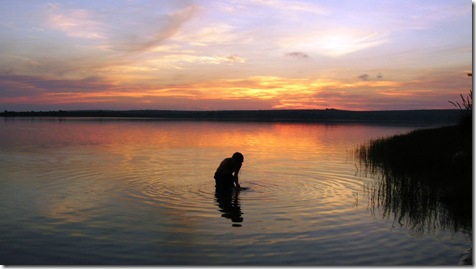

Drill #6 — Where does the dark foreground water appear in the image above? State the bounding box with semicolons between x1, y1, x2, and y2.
0;118;471;265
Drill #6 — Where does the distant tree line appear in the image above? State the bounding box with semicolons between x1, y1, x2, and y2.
0;109;462;124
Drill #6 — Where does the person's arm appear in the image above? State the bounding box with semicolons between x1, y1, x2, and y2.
233;163;242;188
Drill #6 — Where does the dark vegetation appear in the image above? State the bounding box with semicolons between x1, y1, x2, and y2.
0;109;461;124
356;82;472;240
357;123;472;228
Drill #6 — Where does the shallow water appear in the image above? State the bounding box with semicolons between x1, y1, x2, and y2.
0;118;470;265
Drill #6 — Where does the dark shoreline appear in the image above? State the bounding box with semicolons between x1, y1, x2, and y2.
0;109;462;124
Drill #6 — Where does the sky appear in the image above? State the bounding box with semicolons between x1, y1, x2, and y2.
0;0;472;111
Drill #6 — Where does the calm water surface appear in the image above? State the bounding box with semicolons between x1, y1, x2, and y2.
0;118;471;265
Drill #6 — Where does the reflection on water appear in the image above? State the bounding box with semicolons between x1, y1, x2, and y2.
364;170;469;235
356;126;472;236
0;118;470;265
215;188;243;227
356;127;473;264
360;168;473;265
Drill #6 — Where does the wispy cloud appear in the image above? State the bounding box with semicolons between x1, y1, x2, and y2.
3;2;200;79
0;74;113;95
251;0;329;15
284;52;310;59
173;23;245;47
106;4;199;53
46;2;198;53
46;3;105;39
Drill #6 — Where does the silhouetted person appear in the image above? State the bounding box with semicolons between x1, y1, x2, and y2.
214;152;244;190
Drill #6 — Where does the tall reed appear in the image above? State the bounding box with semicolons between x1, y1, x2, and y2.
356;125;472;234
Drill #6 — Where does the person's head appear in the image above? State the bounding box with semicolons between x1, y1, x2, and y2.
232;152;244;163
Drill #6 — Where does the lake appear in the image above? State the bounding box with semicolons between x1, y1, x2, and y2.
0;118;471;265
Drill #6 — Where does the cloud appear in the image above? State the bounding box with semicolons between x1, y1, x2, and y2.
198;55;246;64
0;74;113;95
45;2;198;53
3;2;200;79
225;55;246;63
284;52;310;59
46;3;106;39
251;0;329;15
107;4;199;53
358;74;370;81
173;23;242;46
143;53;246;68
280;30;388;58
216;0;329;16
358;73;384;81
0;71;470;111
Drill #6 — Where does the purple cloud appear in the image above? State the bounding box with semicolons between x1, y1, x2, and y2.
284;51;310;59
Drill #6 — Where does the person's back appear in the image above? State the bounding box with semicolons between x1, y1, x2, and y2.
214;152;244;190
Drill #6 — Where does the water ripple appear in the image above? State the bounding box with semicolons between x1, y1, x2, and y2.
0;120;469;265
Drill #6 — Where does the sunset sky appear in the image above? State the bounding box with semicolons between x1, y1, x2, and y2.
0;0;472;111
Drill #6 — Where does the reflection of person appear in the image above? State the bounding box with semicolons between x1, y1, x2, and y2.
215;188;243;227
214;152;244;190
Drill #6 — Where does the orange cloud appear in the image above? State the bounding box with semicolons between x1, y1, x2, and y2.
0;70;471;111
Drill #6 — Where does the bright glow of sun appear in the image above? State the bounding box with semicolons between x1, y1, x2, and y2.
314;32;387;57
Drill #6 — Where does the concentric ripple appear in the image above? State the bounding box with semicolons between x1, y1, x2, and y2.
0;119;469;265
